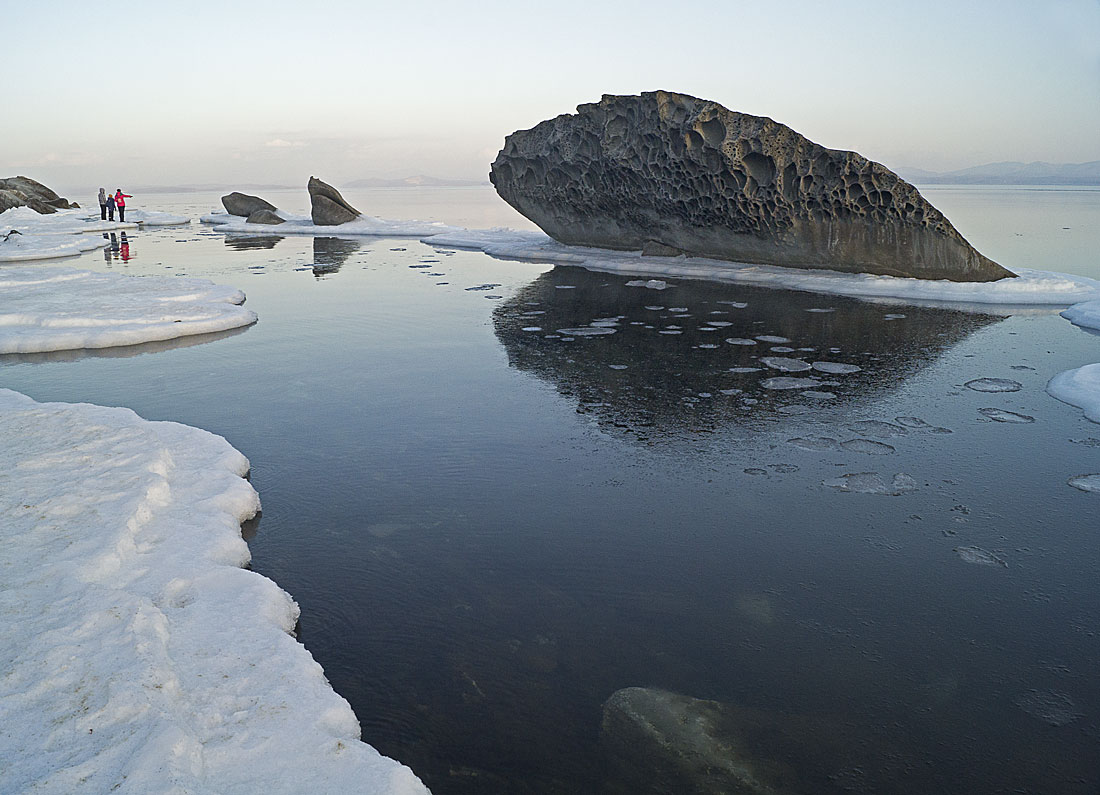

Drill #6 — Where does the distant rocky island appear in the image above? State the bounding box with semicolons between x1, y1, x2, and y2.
899;160;1100;186
491;91;1014;282
220;177;362;226
0;176;79;214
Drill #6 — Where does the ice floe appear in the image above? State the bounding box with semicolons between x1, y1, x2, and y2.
0;207;189;262
1067;474;1100;493
964;378;1023;393
0;267;255;354
422;228;1100;307
761;376;821;390
625;279;668;290
1061;300;1100;333
812;361;862;374
1046;364;1100;423
0;389;426;794
203;210;460;238
0;230;105;262
978;407;1035;423
761;356;812;372
955;546;1008;567
824;472;918;495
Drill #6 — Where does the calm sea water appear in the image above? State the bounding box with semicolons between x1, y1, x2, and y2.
4;186;1100;793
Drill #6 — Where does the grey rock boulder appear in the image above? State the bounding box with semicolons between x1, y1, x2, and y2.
245;209;285;225
0;176;79;214
222;192;277;217
491;92;1014;282
308;176;360;225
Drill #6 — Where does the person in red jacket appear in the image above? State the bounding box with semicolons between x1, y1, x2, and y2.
114;189;132;222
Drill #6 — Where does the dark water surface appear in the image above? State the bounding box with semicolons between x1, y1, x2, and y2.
3;189;1100;793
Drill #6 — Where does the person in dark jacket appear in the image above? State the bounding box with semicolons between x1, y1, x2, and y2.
105;193;116;221
98;188;107;220
114;189;132;222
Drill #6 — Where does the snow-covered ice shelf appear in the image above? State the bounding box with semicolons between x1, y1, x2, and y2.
201;211;461;238
1047;363;1100;424
421;228;1100;308
1062;300;1100;334
0;389;428;794
0;267;257;354
0;207;190;262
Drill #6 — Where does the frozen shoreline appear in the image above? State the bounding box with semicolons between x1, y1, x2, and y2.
0;206;190;263
0;388;428;794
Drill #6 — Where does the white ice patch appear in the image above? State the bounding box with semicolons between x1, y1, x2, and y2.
421;227;1100;307
761;377;822;390
1068;474;1100;493
1046;364;1100;423
204;210;461;238
955;546;1008;567
0;389;427;794
812;361;862;374
761;356;812;372
725;338;757;346
556;327;616;337
756;335;790;343
0;267;256;354
978;407;1035;423
824;472;918;495
1061;300;1100;333
0;231;104;262
625;279;668;290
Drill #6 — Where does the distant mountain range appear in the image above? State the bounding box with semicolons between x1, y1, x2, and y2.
344;175;489;188
897;161;1100;186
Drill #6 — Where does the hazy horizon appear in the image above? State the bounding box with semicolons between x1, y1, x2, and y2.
4;0;1098;194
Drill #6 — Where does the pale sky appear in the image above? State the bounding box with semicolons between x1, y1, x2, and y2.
3;0;1098;192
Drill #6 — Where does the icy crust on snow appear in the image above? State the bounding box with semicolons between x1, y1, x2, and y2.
422;228;1100;307
0;389;428;795
201;210;461;238
0;267;257;354
1047;363;1100;423
1062;300;1100;333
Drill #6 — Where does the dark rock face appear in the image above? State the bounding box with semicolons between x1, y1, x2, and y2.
490;92;1014;282
222;192;277;217
308;176;360;225
244;209;285;225
0;177;79;214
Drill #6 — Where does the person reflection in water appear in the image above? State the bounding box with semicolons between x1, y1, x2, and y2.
120;232;130;261
102;233;112;263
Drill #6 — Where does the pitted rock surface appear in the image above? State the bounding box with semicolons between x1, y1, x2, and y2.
222;192;277;217
490;92;1014;281
308;176;361;226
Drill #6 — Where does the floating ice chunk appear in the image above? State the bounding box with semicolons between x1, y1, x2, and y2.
884;313;906;320
0;267;256;354
725;338;756;346
978;407;1035;423
895;416;952;433
669;307;688;312
717;300;748;308
719;388;742;395
788;436;839;451
697;343;719;349
0;388;427;794
554;285;576;289
625;279;668;290
965;378;1023;393
840;439;896;455
955;546;1007;567
522;326;542;332
556;327;616;336
466;283;500;291
609;364;628;370
729;366;762;373
757;335;790;343
824;472;918;495
1015;690;1081;726
761;376;822;390
761;357;812;372
847;420;909;437
806;307;835;313
658;330;682;335
801;390;837;399
1067;474;1100;493
812;361;862;374
1060;300;1100;333
1046;364;1100;423
769;346;795;353
705;321;732;327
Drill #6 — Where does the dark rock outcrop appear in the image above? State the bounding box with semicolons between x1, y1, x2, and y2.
490;92;1014;282
245;209;285;225
308;176;360;225
0;177;79;214
222;192;277;217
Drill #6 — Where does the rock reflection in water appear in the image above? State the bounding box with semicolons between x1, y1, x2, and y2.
492;266;1002;439
313;236;362;275
223;234;283;251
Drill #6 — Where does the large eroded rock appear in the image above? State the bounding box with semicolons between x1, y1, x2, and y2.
308;176;360;225
0;177;79;214
491;92;1014;282
222;191;277;217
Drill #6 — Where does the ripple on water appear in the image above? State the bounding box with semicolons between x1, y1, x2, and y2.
1015;689;1082;726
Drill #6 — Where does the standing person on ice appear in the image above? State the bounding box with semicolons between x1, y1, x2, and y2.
98;188;107;220
114;189;132;222
105;192;116;221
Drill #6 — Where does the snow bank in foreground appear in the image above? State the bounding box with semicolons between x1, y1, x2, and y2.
0;231;105;262
1047;363;1100;423
0;389;428;794
421;228;1100;307
0;267;257;354
201;210;461;237
1062;300;1100;334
